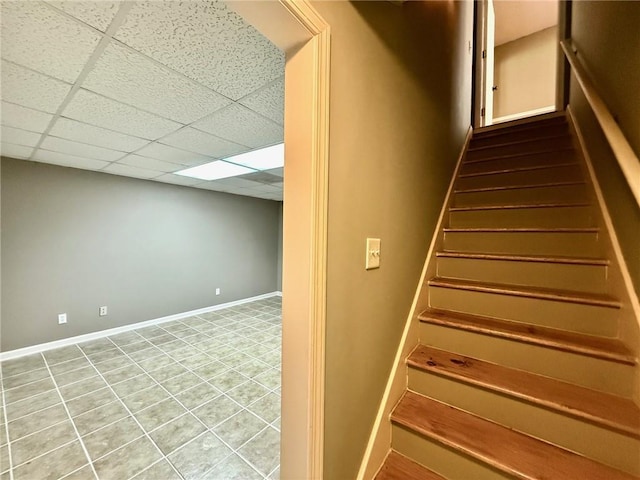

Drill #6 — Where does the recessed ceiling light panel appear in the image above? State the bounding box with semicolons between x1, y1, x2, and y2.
224;143;284;170
175;160;255;180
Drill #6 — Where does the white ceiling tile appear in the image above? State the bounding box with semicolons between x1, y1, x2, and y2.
264;167;284;178
1;142;33;159
45;1;121;32
1;102;53;133
1;2;102;83
0;61;72;113
239;77;284;126
33;149;109;171
114;1;284;100
160;127;248;158
103;163;163;179
63;89;182;140
135;143;214;166
153;173;203;187
244;184;281;194
41;136;125;162
118;154;183;173
193;182;231;192
1;126;41;147
83;43;232;124
50;117;149;152
193;104;283;148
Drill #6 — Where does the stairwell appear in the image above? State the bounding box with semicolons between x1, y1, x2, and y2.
375;114;640;479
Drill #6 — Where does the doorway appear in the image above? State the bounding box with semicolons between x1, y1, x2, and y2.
475;0;561;127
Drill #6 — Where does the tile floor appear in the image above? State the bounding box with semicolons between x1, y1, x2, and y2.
0;297;282;480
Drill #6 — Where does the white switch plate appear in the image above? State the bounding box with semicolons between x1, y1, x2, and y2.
58;313;67;324
366;238;381;270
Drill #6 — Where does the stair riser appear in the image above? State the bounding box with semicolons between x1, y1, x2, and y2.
461;150;574;174
408;371;640;476
443;231;602;257
453;183;589;207
449;206;593;229
419;322;635;396
392;424;513;480
467;137;574;161
470;125;569;148
436;257;609;294
474;117;567;139
456;165;582;191
428;286;618;336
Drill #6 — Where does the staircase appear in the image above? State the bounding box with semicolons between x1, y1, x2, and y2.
375;114;640;479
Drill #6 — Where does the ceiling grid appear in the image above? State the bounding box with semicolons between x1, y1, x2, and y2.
0;0;285;201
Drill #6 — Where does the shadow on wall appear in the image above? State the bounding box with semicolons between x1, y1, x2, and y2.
352;0;472;169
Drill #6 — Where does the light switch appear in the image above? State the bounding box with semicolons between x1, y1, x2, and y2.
366;238;381;270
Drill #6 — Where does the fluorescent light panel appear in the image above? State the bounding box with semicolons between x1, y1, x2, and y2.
225;143;284;170
175;160;255;180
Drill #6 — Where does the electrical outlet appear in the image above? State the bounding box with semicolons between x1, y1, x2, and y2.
58;313;67;324
99;306;108;316
215;288;221;296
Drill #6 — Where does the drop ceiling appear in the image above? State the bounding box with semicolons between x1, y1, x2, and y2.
0;1;284;201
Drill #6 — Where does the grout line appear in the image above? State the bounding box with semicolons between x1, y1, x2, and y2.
40;353;99;479
9;437;78;471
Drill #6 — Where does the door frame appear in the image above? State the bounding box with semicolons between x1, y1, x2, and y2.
226;2;330;479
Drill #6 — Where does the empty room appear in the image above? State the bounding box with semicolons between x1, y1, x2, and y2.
0;1;284;478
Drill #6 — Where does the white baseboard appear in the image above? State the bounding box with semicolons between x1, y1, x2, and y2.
0;291;281;362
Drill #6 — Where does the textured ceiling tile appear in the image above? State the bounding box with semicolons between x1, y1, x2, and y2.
0;126;42;147
0;61;72;113
193;104;283;148
239;171;282;185
114;0;284;100
1;102;54;133
160;127;248;158
0;1;102;83
103;163;162;179
1;142;33;159
50;118;149;152
153;173;203;187
45;1;121;32
135;143;214;166
33;149;109;171
63;89;182;140
264;167;283;178
239;77;284;126
41;136;125;162
83;43;232;124
118;154;183;173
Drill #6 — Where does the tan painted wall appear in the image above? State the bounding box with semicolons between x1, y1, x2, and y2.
494;26;558;119
570;1;640;294
309;2;474;478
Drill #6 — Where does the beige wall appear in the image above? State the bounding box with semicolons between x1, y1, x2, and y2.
570;1;640;294
494;26;558;119
309;1;474;478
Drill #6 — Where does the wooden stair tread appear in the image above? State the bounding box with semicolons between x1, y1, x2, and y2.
463;146;574;164
458;162;579;178
375;451;447;480
428;277;620;308
449;202;590;212
418;309;636;365
392;391;637;480
468;133;571;152
455;180;586;194
444;226;599;233
408;345;640;437
436;251;609;266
